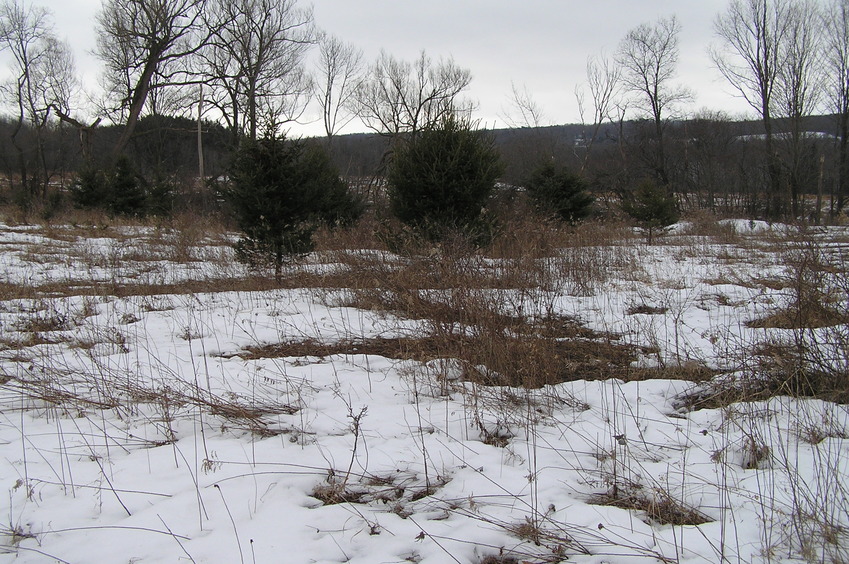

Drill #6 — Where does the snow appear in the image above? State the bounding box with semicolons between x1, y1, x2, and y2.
0;220;847;563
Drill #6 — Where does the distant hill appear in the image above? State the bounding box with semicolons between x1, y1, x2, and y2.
323;114;843;183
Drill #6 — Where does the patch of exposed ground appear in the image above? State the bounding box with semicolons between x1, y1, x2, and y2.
235;330;713;387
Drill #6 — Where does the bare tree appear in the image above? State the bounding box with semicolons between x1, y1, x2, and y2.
712;0;791;218
615;15;690;185
314;33;363;145
825;0;849;215
496;82;554;179
355;50;472;137
95;0;214;157
679;110;743;212
145;80;196;118
575;53;621;173
501;81;546;129
201;0;314;143
0;0;75;198
776;0;824;218
777;1;823;120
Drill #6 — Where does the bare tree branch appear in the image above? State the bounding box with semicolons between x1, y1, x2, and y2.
0;0;77;195
355;50;473;138
577;52;621;172
95;0;218;156
500;81;546;129
314;32;363;143
199;0;315;142
616;15;690;185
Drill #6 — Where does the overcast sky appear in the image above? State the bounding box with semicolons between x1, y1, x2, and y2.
41;0;754;136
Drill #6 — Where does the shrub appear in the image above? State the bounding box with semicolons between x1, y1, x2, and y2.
70;156;157;217
145;173;178;217
70;165;112;210
388;114;502;242
621;179;678;243
109;155;147;216
300;142;365;227
220;134;363;279
524;162;594;223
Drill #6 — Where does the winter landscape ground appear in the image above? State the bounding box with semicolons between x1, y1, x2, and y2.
0;214;847;563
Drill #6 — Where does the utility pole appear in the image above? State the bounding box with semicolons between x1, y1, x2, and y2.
198;84;205;185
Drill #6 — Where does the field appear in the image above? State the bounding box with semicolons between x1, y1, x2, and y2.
0;212;847;563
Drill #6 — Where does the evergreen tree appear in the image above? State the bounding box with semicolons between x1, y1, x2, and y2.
69;165;112;210
621;179;679;243
145;173;178;217
524;162;594;223
109;155;146;216
221;134;362;279
69;156;147;216
388;114;502;241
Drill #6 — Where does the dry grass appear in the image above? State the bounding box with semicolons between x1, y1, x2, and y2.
679;210;746;243
203;210;723;388
10;210;831;399
626;304;669;316
746;240;849;403
4;209;849;563
300;214;665;388
589;488;712;526
311;471;437;508
478;556;520;564
676;226;849;409
1;363;298;438
236;332;656;388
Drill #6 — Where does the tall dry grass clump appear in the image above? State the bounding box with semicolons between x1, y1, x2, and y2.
310;209;642;388
745;235;849;403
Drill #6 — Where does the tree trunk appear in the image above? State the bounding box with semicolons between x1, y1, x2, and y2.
762;105;784;220
111;51;163;158
816;155;824;225
838;113;849;216
10;94;28;200
52;106;101;163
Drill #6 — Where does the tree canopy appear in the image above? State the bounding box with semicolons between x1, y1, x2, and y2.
388;114;502;241
220;134;362;278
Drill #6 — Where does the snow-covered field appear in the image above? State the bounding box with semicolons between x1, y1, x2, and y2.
0;219;847;563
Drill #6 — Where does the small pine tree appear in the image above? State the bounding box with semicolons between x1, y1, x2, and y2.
299;143;365;227
109;155;146;216
388;114;502;242
145;173;177;218
221;134;362;280
621;179;679;243
70;156;151;217
70;165;112;210
524;162;594;223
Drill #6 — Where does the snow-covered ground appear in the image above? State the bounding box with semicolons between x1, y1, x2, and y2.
0;220;847;563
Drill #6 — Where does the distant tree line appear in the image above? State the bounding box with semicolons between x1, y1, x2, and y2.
0;106;843;222
0;0;848;228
